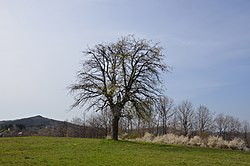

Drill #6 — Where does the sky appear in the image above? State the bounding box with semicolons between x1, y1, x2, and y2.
1;0;250;122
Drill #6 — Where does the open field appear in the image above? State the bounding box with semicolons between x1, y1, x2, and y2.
0;137;249;166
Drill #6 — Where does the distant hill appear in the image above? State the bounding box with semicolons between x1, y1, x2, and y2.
0;115;107;138
0;115;62;127
0;115;71;137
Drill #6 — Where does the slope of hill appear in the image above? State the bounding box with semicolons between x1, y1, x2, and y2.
0;115;61;127
0;115;70;137
0;115;107;138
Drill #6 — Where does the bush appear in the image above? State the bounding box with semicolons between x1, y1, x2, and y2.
122;133;142;140
132;133;249;151
228;138;246;150
154;133;176;144
175;135;189;145
152;135;164;143
207;136;228;149
136;132;154;142
152;133;189;145
106;135;112;140
189;136;204;146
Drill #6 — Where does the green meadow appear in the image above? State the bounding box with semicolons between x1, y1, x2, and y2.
0;137;249;166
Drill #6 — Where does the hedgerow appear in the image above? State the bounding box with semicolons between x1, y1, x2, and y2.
133;133;249;151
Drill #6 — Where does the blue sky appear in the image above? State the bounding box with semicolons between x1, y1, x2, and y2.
0;0;250;122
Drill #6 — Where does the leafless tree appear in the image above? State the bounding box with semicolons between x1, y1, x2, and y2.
96;109;112;136
70;115;88;138
69;35;168;140
85;113;108;138
156;96;174;134
176;100;195;136
121;114;134;134
241;121;250;147
170;112;179;135
58;120;69;137
71;117;85;126
195;105;214;137
227;116;241;139
214;113;229;137
214;114;241;139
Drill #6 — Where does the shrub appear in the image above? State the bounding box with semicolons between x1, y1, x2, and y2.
136;132;154;142
163;133;177;144
152;133;189;145
152;135;164;143
175;135;189;145
106;135;112;140
207;136;228;149
122;133;142;140
228;138;246;150
132;133;249;151
159;133;176;144
189;136;203;146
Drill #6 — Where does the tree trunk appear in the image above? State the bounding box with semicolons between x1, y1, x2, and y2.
112;115;120;140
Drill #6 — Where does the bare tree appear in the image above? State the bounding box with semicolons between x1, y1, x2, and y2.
175;100;195;136
227;116;241;139
70;117;85;137
170;112;179;135
214;114;241;139
156;96;174;134
241;121;250;147
96;109;112;137
58;120;69;137
196;105;214;137
214;114;229;138
69;35;168;140
71;117;85;126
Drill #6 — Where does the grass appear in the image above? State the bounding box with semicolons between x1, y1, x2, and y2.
0;137;249;166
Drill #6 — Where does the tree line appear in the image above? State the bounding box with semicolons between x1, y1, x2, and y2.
70;97;250;147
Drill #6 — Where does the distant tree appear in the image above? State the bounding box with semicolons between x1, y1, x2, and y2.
241;121;250;147
214;114;241;139
176;100;195;136
214;114;229;138
58;120;69;137
86;113;107;138
156;96;174;134
227;116;241;139
170;111;179;135
70;117;87;138
71;117;85;126
195;105;214;137
119;113;134;134
93;109;112;137
69;35;168;140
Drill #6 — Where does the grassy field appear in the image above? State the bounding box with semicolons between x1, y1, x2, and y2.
0;137;249;166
